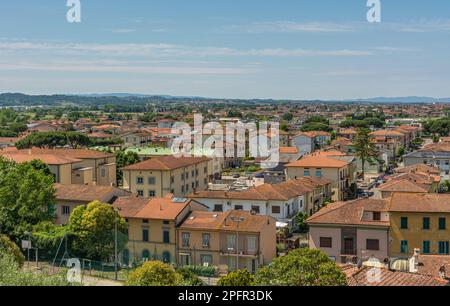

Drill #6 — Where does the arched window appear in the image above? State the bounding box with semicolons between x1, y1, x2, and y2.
142;249;150;261
162;251;171;264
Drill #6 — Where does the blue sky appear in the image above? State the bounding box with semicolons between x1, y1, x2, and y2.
0;0;450;99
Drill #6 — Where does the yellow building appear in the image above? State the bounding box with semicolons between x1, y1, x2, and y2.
112;194;208;266
177;210;277;273
285;152;357;202
0;148;117;186
389;193;450;257
122;155;212;198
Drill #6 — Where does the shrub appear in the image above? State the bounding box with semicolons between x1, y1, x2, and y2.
176;267;205;286
0;235;25;267
217;268;255;286
126;261;179;286
184;265;217;277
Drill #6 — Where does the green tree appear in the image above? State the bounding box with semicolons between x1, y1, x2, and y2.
255;249;347;286
294;212;309;233
69;201;127;261
282;112;294;121
353;128;379;180
126;261;180;286
305;116;329;125
0;157;56;242
0;235;25;267
16;131;91;149
116;150;140;186
217;268;255;286
300;123;333;133
176;267;205;286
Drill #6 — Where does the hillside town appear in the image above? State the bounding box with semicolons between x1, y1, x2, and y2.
2;99;450;286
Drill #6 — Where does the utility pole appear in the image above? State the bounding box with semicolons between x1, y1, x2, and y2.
230;216;245;271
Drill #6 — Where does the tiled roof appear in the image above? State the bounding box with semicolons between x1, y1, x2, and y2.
307;198;390;227
286;155;350;168
378;177;431;193
417;255;450;279
54;184;127;203
389;193;450;213
371;130;405;137
0;152;82;165
6;148;114;159
347;266;448;286
122;155;211;171
279;147;299;154
179;210;275;233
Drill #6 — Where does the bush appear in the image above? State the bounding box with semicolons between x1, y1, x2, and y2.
184;265;217;277
126;261;179;286
0;251;73;286
176;267;205;286
0;235;25;267
217;268;255;286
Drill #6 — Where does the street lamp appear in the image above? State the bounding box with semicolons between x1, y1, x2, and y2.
230;216;245;271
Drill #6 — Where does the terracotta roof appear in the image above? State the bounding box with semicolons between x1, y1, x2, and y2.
378;179;431;193
279;147;299;154
189;178;330;201
122;155;211;171
0;152;82;165
371;130;405;137
347;266;448;286
417;255;450;279
286;155;350;168
389;193;450;213
7;148;114;159
112;196;149;218
54;184;127;203
307;198;390;227
396;164;441;177
134;195;193;220
179;210;275;233
339;129;357;135
296;131;331;138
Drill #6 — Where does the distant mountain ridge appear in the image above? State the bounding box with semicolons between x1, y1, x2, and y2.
1;92;450;106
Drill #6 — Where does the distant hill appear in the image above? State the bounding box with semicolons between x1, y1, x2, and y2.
1;92;450;107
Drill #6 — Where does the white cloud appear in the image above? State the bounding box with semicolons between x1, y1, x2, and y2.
226;21;356;33
0;41;373;58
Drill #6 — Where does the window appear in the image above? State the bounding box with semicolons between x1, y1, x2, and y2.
227;235;236;250
315;170;322;177
186;172;189;179
214;204;223;212
163;220;170;225
163;230;170;243
62;206;70;215
400;240;408;254
234;205;243;211
439;218;446;230
142;219;149;224
142;249;150;260
181;173;185;180
437;160;441;166
204;178;208;185
200;255;212;266
439;241;450;255
272;206;281;214
171;176;175;184
137;177;144;185
304;170;310;177
137;190;144;197
192;182;195;189
181;185;184;193
373;212;381;221
248;236;257;253
251;206;260;214
204;166;208;174
191;170;195;178
101;168;106;177
320;237;332;248
142;229;149;242
400;217;408;229
366;239;380;251
148;190;156;197
182;232;190;247
423;241;431;254
148;177;156;185
423;217;430;230
202;233;210;247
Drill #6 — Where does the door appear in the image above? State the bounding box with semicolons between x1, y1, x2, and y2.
344;238;354;255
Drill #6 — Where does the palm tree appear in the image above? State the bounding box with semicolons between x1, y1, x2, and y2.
353;128;380;180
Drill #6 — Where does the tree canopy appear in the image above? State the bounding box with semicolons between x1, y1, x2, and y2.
126;261;180;286
16;131;91;149
69;201;127;261
300;122;333;133
217;268;256;286
254;248;347;286
0;157;56;242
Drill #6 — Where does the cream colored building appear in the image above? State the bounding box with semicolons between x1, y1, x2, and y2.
122;155;212;198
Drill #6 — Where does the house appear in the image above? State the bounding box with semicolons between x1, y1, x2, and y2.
189;177;332;222
278;147;301;163
119;131;153;148
404;142;450;180
122;155;212;198
291;131;332;156
307;198;391;264
0;148;117;186
285;153;357;201
177;210;276;272
377;170;440;199
339;129;357;141
389;193;450;257
112;194;208;266
370;130;406;150
54;184;129;225
0;137;19;149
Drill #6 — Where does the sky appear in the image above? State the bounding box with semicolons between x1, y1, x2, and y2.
0;0;450;100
